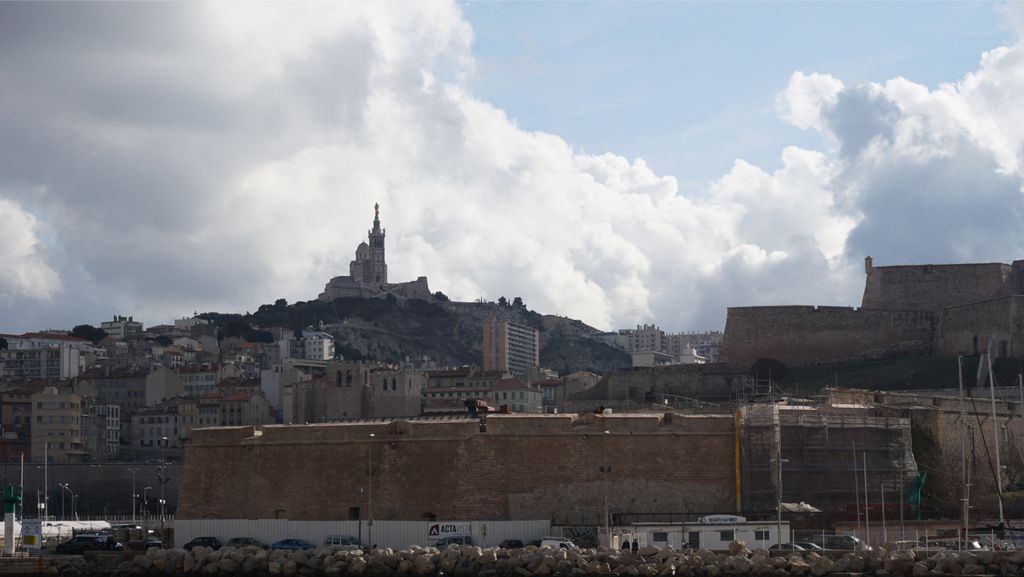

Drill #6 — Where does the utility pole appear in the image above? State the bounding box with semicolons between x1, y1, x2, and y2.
602;430;611;549
128;468;139;526
367;433;375;548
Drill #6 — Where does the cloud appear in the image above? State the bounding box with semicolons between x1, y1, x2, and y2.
1;1;1024;337
0;198;60;301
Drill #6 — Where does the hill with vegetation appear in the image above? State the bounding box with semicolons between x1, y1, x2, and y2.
198;296;631;375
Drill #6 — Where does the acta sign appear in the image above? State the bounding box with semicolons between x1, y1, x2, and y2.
427;522;472;538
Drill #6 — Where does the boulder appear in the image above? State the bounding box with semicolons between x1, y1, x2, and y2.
787;557;810;575
639;546;661;557
727;542;750;557
727;555;753;574
809;555;833;577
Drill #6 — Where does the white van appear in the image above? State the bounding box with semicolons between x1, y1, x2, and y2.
540;538;579;551
324;535;360;547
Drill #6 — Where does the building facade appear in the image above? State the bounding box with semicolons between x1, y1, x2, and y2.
482;319;539;376
100;315;144;340
30;387;87;463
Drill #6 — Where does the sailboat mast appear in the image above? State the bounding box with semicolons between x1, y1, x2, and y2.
988;352;1004;526
958;356;968;549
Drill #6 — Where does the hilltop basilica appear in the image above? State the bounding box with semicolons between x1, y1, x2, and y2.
318;204;432;302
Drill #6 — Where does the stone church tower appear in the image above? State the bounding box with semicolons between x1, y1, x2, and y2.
349;203;388;287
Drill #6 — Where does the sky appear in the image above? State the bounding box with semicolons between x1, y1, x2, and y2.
1;1;1024;335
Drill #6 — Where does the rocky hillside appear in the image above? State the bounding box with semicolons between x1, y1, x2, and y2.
201;296;630;375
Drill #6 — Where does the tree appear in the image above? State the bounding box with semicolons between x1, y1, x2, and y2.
274;298;288;309
71;324;108;344
512;296;524;308
433;291;450;302
498;296;508;307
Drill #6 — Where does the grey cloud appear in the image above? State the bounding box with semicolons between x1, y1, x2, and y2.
823;86;901;159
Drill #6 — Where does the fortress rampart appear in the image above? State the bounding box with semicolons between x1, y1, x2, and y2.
177;414;738;523
861;262;1015;312
722;259;1024;370
721;305;934;371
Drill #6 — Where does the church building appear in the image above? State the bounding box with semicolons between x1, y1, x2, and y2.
318;204;432;302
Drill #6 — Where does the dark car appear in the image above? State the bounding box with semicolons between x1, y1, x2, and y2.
227;537;269;549
794;542;824;552
499;539;524;549
271;539;316;550
55;535;104;555
769;543;805;551
183;536;222;551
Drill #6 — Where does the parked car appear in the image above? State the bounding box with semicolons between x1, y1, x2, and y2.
144;535;163;549
183;536;222;551
499;539;524;549
271;539;316;550
540;538;579;551
434;536;473;547
769;543;805;551
794;542;824;551
55;535;104;555
227;537;268;549
324;535;359;547
820;535;870;551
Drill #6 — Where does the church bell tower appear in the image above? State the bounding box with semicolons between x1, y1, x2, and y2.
368;203;388;285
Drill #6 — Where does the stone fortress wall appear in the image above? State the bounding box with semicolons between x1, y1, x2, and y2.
722;258;1024;370
177;413;738;523
861;261;1018;312
722;306;934;370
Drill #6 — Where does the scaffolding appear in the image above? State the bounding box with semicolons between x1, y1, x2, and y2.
740;403;918;518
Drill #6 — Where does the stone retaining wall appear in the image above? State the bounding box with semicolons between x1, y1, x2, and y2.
42;541;1024;577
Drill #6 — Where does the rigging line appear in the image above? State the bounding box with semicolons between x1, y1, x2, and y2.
965;385;1011;531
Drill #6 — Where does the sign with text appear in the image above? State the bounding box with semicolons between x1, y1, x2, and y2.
21;519;41;549
697;515;747;525
427;522;471;539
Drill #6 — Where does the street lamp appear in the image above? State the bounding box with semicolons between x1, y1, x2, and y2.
128;468;139;525
159;437;170;537
367;433;375;548
59;483;71;521
600;430;611;549
143;486;152;528
774;457;789;548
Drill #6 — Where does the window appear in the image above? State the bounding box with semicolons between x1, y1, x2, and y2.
754;530;769;541
652;532;668;543
687;532;700;548
719;530;734;542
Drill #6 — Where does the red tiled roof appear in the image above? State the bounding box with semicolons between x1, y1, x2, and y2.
20;332;89;343
535;378;563;387
222;392;251;402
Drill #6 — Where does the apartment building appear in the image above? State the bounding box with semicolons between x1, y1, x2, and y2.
30;387;87;464
482;318;539;375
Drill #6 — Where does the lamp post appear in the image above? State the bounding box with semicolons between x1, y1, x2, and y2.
774;457;789;548
600;430;611;549
59;483;70;521
143;486;152;529
128;467;139;525
367;433;375;548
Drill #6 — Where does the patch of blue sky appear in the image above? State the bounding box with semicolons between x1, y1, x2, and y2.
462;1;1012;191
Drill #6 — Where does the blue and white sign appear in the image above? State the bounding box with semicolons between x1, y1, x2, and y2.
697;515;747;525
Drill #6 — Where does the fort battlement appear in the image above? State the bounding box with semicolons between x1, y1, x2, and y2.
862;261;1017;312
178;414;738;523
721;258;1024;370
722;305;934;370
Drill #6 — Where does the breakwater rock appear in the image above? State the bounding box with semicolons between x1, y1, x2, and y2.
47;542;1024;577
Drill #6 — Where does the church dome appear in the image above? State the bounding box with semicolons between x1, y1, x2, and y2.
355;241;370;259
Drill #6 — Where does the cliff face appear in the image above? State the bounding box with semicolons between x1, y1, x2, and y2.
209;297;631;375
